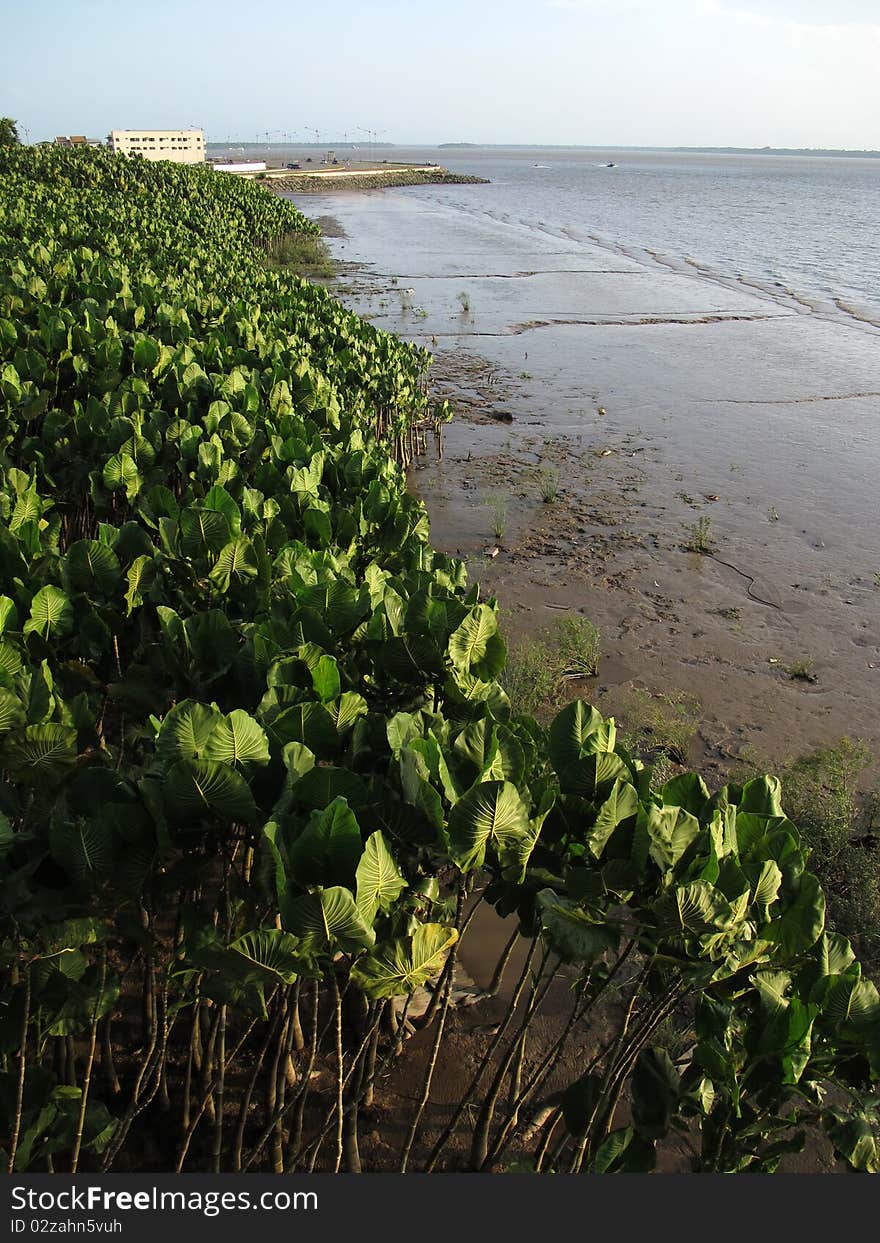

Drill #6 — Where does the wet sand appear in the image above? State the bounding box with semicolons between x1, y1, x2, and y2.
294;186;880;788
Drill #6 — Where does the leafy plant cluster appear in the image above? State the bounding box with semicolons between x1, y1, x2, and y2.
0;148;877;1175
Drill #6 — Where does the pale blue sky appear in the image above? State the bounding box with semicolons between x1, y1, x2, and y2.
4;0;878;147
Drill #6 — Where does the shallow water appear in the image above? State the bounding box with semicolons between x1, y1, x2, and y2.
282;149;880;773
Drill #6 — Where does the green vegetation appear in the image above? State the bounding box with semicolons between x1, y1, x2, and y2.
536;466;559;503
264;231;335;280
779;740;880;977
618;687;701;766
787;657;818;683
501;619;600;718
553;614;601;680
487;493;508;543
0;147;878;1176
0;118;19;147
685;515;714;553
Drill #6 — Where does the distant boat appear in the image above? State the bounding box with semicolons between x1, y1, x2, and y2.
534;163;549;168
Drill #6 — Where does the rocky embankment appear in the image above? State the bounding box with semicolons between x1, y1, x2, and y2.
268;168;488;194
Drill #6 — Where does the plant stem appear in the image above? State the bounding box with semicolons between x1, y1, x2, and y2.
424;936;538;1172
71;947;106;1173
7;961;30;1175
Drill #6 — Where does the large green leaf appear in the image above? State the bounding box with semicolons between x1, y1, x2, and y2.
0;689;25;733
326;691;368;733
356;831;406;924
645;804;701;874
124;554;157;614
180;505;231;560
446;780;531;872
23;586;74;640
447;604;506;679
0;596;18;635
209;537;259;592
229;930;310;984
585;779;639;858
762;872;826;956
103;452;141;501
49;817;117;885
351;923;458;998
537;890;618;964
557;750;627;798
288;798;363;888
268;701;338;754
0;724;78;783
203;710;270;768
631;1048;680;1140
311;654;341;703
64;540;122;595
164;760;257;823
201;485;242;537
154;700;223;764
548;700;608;773
283;886;375;952
290;765;369;809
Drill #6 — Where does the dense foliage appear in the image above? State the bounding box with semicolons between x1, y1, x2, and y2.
0;120;20;149
0;147;877;1174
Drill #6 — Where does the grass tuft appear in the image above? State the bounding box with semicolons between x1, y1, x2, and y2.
264;231;335;279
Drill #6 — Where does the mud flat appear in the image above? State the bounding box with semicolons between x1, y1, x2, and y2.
296;187;880;786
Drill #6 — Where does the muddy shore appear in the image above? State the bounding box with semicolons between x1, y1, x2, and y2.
290;189;880;790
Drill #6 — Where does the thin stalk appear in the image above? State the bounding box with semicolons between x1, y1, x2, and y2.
232;993;286;1172
400;883;464;1172
182;994;200;1133
332;975;344;1173
102;1014;119;1096
289;980;305;1053
71;948;106;1173
486;926;520;998
211;1004;227;1173
175;1012;262;1172
297;1004;389;1174
533;1105;563;1172
7;961;31;1175
488;987;587;1167
245;981;346;1174
285;980;320;1171
271;1008;296;1173
362;1019;381;1109
343;1002;376;1174
424;936;538;1173
470;948;556;1171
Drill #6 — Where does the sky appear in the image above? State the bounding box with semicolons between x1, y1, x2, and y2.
3;0;879;149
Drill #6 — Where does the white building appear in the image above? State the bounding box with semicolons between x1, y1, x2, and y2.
108;130;205;164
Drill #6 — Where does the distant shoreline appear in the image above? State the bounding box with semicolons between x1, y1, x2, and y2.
670;146;880;159
210;141;880;160
266;166;488;194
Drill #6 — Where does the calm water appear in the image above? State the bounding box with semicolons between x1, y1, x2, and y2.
213;143;880;324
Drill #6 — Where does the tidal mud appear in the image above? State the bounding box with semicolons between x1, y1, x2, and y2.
296;187;880;786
